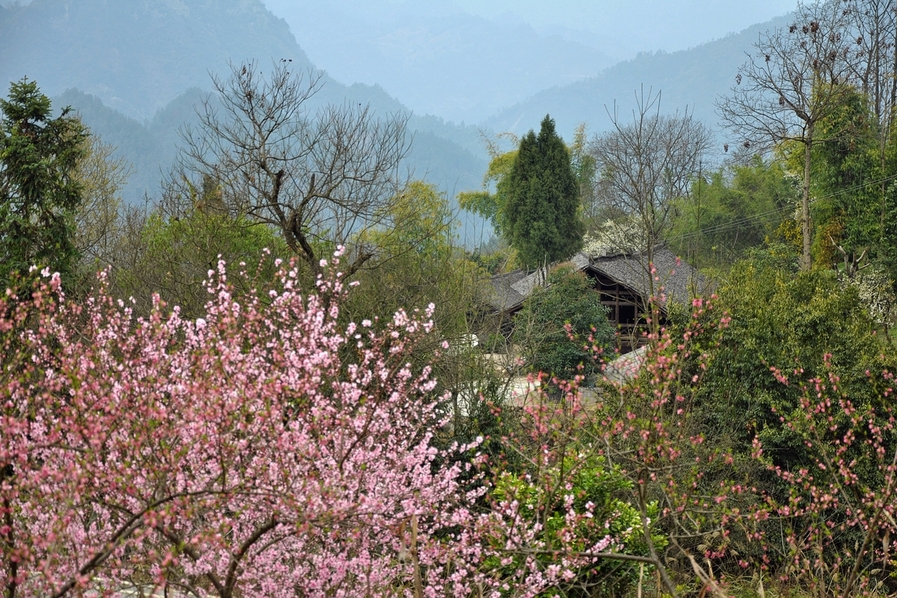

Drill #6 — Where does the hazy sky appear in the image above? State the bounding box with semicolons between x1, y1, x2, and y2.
428;0;798;56
1;0;800;57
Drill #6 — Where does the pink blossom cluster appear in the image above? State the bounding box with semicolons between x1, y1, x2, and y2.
0;258;639;597
0;260;490;597
754;363;897;594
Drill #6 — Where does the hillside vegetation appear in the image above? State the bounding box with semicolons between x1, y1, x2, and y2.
7;0;897;596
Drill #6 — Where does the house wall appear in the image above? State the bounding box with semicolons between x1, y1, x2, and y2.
585;269;660;353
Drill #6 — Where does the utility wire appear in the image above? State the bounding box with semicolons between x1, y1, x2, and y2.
665;171;897;245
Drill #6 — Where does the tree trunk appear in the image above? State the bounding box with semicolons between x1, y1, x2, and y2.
801;133;813;271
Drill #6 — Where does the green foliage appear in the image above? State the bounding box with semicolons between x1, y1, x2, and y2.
350;181;480;338
71;137;130;268
512;265;614;381
0;78;88;288
669;156;798;270
457;148;517;236
688;262;897;584
689;262;893;494
773;82;897;279
488;454;661;596
460;125;594;268
570;123;601;229
364;180;455;263
874;181;897;292
467;239;517;275
502;115;584;269
350;181;505;479
797;85;882;268
114;181;288;318
491;456;657;553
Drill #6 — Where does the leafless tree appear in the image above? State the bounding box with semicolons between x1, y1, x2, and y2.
176;60;412;277
717;0;855;270
589;88;712;299
843;0;897;132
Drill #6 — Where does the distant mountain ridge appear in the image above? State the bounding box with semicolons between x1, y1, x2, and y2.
262;0;616;124
0;0;490;241
485;14;795;144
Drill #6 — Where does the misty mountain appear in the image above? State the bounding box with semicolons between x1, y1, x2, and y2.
0;0;489;239
54;88;164;204
485;14;795;148
262;0;615;125
0;0;312;120
449;0;798;59
260;0;797;126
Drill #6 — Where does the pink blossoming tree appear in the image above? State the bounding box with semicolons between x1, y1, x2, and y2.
12;249;894;597
1;254;650;598
0;256;487;597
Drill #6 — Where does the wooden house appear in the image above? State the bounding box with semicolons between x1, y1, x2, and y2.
484;247;709;352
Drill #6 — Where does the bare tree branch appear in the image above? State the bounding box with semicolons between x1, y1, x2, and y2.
717;1;856;270
175;60;412;276
588;88;712;334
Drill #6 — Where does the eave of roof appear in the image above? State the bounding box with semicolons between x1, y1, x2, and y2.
484;247;709;313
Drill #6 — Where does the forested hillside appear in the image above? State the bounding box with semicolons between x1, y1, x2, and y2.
8;0;897;596
487;14;794;140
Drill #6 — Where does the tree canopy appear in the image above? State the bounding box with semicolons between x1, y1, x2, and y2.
502;115;584;269
512;265;614;381
176;60;411;278
717;0;856;270
0;78;87;288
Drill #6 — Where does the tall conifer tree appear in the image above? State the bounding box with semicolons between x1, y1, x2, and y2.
502;115;583;269
0;78;87;287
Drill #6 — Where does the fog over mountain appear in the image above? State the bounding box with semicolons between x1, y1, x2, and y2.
262;0;797;124
449;0;798;57
0;0;800;244
261;0;615;124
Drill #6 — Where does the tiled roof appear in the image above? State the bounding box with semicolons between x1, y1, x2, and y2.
589;247;706;306
485;269;529;312
485;247;709;313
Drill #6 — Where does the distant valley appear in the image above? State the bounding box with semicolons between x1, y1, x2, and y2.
0;0;793;243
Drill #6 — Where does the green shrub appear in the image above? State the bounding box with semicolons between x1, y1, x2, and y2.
512;265;614;382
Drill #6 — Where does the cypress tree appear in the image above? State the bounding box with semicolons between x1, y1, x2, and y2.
502;115;583;269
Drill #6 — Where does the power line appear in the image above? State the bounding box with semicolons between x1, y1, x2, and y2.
666;170;897;245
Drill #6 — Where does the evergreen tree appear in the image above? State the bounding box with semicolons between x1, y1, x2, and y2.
502;115;583;269
0;78;87;288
